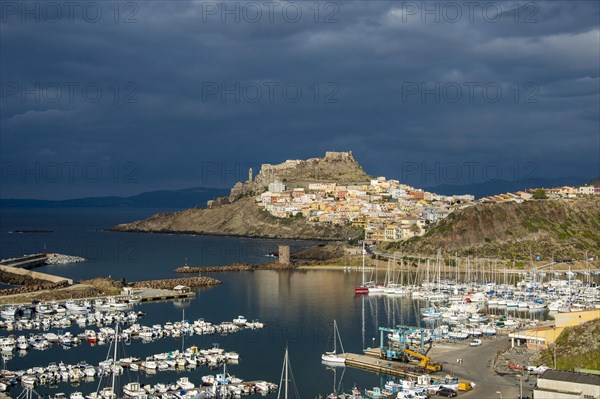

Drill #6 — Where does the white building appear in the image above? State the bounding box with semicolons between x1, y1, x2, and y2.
269;181;286;193
534;370;600;399
579;186;595;195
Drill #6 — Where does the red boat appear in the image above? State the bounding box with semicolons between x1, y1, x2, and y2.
354;286;369;295
354;240;369;295
508;362;525;371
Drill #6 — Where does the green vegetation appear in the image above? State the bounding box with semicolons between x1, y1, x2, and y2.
535;319;600;371
410;224;421;234
387;197;600;260
532;188;548;199
520;220;539;232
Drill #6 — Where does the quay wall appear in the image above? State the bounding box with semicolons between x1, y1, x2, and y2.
0;264;73;285
174;262;292;273
131;276;221;290
0;253;48;269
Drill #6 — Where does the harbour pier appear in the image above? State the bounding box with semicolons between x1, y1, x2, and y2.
135;288;196;302
0;254;49;269
0;253;73;286
339;348;428;379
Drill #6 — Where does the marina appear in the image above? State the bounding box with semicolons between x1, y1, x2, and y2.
0;208;599;398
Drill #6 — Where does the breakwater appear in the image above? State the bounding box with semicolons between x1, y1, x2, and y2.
131;276;222;289
46;253;86;265
0;267;71;296
174;262;291;273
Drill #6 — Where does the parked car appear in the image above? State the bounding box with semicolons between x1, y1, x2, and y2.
437;387;457;397
526;365;549;375
469;339;482;347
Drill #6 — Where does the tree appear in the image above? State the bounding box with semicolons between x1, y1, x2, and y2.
410;224;422;235
532;189;548;200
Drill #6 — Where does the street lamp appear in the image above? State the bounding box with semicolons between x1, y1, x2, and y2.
496;391;503;399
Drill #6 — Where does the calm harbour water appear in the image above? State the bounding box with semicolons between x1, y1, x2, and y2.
0;208;420;397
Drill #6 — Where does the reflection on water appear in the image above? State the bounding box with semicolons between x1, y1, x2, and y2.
1;208;597;398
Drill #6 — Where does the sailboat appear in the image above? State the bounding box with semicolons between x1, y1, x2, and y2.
277;347;299;399
321;320;346;364
354;240;369;294
87;324;119;399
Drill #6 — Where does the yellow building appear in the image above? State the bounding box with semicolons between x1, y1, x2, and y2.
554;308;600;328
509;309;600;349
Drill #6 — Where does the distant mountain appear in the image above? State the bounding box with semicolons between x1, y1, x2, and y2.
0;187;230;208
423;177;590;199
587;177;600;187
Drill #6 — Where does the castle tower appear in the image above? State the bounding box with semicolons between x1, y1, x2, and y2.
279;245;290;265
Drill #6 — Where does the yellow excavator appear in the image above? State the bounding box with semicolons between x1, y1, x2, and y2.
403;348;443;372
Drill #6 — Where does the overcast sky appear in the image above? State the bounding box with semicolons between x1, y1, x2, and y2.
1;1;599;199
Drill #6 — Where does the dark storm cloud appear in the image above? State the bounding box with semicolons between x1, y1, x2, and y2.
1;1;598;198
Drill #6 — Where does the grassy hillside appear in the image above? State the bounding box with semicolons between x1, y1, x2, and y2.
388;197;600;259
588;177;600;187
534;319;600;371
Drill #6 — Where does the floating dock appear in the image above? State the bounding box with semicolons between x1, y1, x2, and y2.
137;289;195;302
340;349;424;378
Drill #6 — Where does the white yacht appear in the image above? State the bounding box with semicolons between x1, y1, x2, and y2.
321;320;346;364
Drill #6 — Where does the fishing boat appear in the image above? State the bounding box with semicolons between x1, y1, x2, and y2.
122;382;146;397
65;300;89;312
321;320;346;364
176;376;195;390
1;305;18;319
420;307;443;318
364;387;391;398
35;303;56;314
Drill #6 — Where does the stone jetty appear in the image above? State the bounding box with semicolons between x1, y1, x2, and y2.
131;276;222;290
174;262;292;274
45;253;86;265
0;268;70;297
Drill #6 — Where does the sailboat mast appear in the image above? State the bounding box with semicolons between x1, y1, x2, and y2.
362;241;366;285
285;348;289;399
111;322;118;395
333;320;337;353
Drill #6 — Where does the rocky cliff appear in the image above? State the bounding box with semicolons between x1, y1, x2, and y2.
388;197;600;259
112;196;360;240
228;151;370;201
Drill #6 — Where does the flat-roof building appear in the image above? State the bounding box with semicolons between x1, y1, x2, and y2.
534;369;600;399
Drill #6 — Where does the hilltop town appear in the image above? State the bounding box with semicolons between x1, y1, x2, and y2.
114;152;599;258
243;152;599;243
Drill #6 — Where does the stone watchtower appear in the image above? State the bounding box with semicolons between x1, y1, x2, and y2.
278;245;290;265
248;167;253;183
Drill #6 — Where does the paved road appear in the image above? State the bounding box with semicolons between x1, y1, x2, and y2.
429;336;535;399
